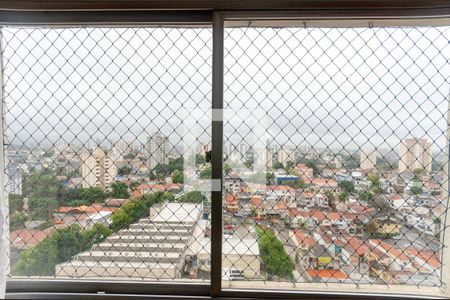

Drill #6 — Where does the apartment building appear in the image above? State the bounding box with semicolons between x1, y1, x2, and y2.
360;148;377;171
146;132;169;171
398;138;432;173
81;147;117;191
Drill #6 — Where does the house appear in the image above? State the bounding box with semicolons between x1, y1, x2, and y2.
132;183;182;198
250;195;264;216
305;178;340;194
405;248;441;273
104;198;130;207
251;184;295;204
225;193;239;213
10;228;54;250
291;229;317;255
388;195;407;210
336;236;378;275
306;244;337;270
55;204;116;228
295;164;314;180
369;239;414;272
288;208;315;229
224;176;244;195
307;269;349;283
369;218;402;237
299;192;328;208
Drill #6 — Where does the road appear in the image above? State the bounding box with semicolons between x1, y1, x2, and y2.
384;225;440;251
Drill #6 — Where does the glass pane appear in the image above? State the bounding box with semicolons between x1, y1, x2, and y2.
223;25;450;293
3;26;212;282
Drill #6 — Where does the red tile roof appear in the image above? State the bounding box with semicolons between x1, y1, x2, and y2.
369;239;410;261
253;184;294;191
389;195;403;201
275;201;288;210
305;178;338;187
56;204;116;214
308;209;325;222
225;193;239;205
338;236;369;256
250;195;263;208
10;229;53;249
326;212;341;221
288;208;309;218
405;248;441;268
294;230;317;248
307;269;348;279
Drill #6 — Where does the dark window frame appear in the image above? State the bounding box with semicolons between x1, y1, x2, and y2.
1;6;450;300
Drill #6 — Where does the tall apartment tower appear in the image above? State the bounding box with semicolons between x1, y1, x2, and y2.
146;132;169;171
277;146;295;165
254;148;273;172
398;138;432;173
81;147;117;191
360;148;377;171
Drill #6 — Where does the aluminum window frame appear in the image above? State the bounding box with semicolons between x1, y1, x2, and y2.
1;8;450;300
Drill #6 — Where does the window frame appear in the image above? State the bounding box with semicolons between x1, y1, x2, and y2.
1;7;450;300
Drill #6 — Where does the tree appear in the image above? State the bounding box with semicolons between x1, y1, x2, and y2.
168;157;183;173
266;172;275;185
413;168;426;181
67;199;91;207
196;154;206;165
8;194;24;212
152;163;171;179
52;225;85;262
177;191;207;203
272;161;284;170
200;166;211;179
410;186;423;195
285;160;294;169
256;226;294;281
81;187;107;203
10;211;27;231
28;196;58;220
224;164;232;175
365;220;379;236
118;165;132;175
23;169;63;199
305;160;321;177
284;179;306;189
82;223;112;249
12;237;58;276
111;192;174;231
110;181;130;199
58;188;83;206
338;192;349;203
12;224;111;276
368;174;382;194
338;181;355;194
324;191;335;209
172;170;184;184
123;152;137;159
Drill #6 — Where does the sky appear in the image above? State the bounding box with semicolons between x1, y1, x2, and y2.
1;25;449;155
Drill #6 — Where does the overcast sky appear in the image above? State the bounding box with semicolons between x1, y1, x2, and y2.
2;26;449;154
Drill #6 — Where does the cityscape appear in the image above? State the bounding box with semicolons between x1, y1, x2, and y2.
6;132;446;286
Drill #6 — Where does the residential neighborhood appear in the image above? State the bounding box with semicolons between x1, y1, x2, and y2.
6;135;445;287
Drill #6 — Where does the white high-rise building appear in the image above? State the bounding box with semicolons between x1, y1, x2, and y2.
398;138;432;173
277;146;295;164
360;148;377;171
146;132;169;171
254;148;273;171
81;147;117;191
